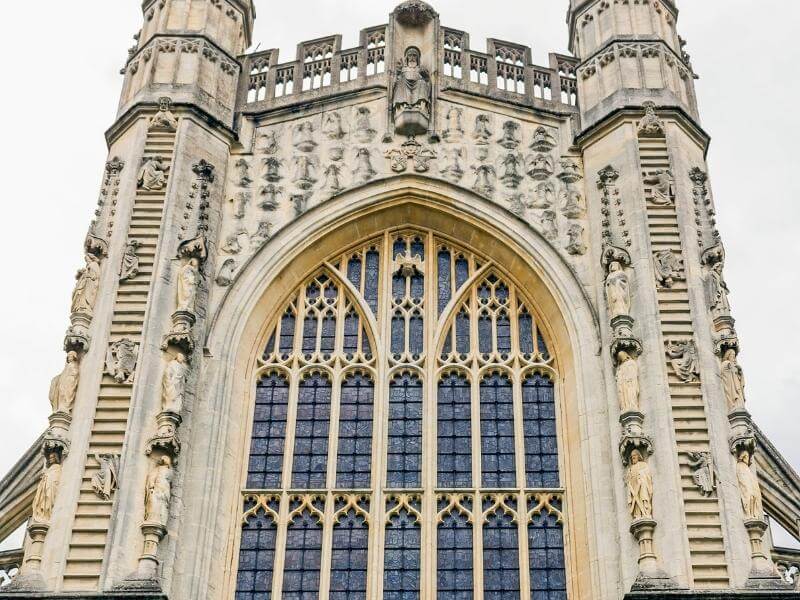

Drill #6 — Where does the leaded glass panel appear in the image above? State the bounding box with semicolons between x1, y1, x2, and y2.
291;374;332;489
336;373;374;489
438;373;472;488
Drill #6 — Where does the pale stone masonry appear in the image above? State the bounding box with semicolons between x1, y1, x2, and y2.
0;0;799;599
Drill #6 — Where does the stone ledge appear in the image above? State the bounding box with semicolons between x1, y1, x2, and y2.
626;591;800;599
0;594;167;599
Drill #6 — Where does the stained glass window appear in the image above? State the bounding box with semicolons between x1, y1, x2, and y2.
483;498;520;600
438;373;473;488
336;373;374;489
480;373;517;488
291;374;332;489
283;501;324;598
529;497;568;600
387;373;423;488
236;497;279;599
384;498;422;600
523;374;560;488
437;496;474;599
247;373;289;489
330;499;370;600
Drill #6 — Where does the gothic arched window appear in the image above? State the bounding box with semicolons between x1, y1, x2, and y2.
235;229;568;599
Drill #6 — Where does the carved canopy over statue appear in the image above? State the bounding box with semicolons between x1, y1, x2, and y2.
392;47;432;137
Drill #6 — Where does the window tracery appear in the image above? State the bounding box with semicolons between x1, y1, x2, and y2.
235;229;568;598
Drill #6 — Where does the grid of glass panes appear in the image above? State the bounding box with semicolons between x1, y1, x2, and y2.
237;231;568;599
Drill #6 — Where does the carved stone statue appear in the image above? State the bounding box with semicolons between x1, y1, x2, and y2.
119;240;141;282
137;156;170;191
322;112;346;140
353;148;376;185
92;454;120;501
71;254;101;317
292;155;318;190
530;126;557;152
32;450;62;524
705;261;731;314
354;107;377;143
540;209;558;242
625;449;654;520
500;152;524;188
144;456;174;527
162;353;189;414
473;114;492;144
49;351;80;415
605;262;631;319
736;449;764;521
392;47;432;136
644;169;675;205
720;349;746;411
566;223;587;256
499;121;521;149
442;106;464;142
653;249;684;288
176;258;200;314
687;451;716;497
616;351;640;413
105;338;139;384
149;97;179;131
666;339;700;383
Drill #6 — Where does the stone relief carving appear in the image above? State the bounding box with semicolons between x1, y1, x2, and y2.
638;101;666;138
32;449;63;524
216;258;237;287
393;0;438;26
322;112;346;140
119;240;141;282
292;154;318;190
263;157;284;183
293;122;317;153
144;456;174;527
598;165;632;269
385;139;436;173
666;339;700;383
565;223;587;255
616;351;640;414
653;249;684;289
643;169;675;205
49;352;80;416
137;156;170;191
439;147;465;182
234;158;253;187
105;338;139;384
232;192;249;220
531;181;555;209
473;114;492;145
91;454;120;501
149;97;179;132
720;349;746;412
540;209;559;242
472;164;496;197
704;261;730;316
162;353;188;414
499;152;524;188
323;163;345;196
392;47;432;137
605;262;631;320
687;451;716;497
498;121;521;149
71;254;101;317
354;107;377;143
259;130;280;155
259;184;282;210
736;449;764;521
558;159;584;218
353;148;377;184
527;153;554;181
530;126;558;152
442;106;464;142
86;157;125;258
625;449;654;520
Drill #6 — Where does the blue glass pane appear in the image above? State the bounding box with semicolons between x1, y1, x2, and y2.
497;312;512;355
236;501;277;599
393;272;406;301
437;510;473;599
387;375;422;488
330;509;369;600
409;315;424;356
320;315;336;356
455;257;470;290
391;315;405;356
478;315;493;355
247;374;289;489
362;327;373;359
291;375;332;489
365;250;380;314
480;374;517;488
279;312;296;356
410;238;425;260
384;507;421;600
437;374;472;488
393;238;407;258
529;506;568;600
410;272;424;301
336;374;374;488
343;312;360;357
455;311;471;355
283;509;323;598
438;249;453;315
347;256;363;291
537;331;551;362
483;509;520;599
523;375;560;488
302;315;317;355
518;311;534;355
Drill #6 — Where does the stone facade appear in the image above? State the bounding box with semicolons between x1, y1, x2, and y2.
0;0;799;599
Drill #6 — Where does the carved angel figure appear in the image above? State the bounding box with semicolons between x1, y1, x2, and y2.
616;351;640;413
162;353;188;414
32;450;62;524
472;164;496;196
105;338;139;384
119;240;141;282
71;254;101;317
653;249;683;288
605;261;631;319
666;339;700;383
643;169;675;205
705;261;731;315
736;450;764;521
144;455;174;526
91;454;120;501
49;351;80;415
176;258;200;314
137;156;170;191
392;47;431;118
625;449;653;520
720;349;746;411
500;153;524;188
687;451;716;497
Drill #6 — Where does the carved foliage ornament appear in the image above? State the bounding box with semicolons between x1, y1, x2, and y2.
393;0;438;26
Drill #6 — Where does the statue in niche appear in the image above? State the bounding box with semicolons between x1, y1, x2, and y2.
71;253;101;317
472;164;496;196
234;158;252;188
500;153;524;188
149;97;179;132
473;114;492;144
137;156;170;191
293;122;317;153
354;107;377;143
666;339;700;383
49;351;80;415
638;101;665;138
440;147;464;182
105;338;139;384
91;453;120;501
259;184;281;210
292;154;318;190
720;349;746;411
498;121;521;149
625;449;654;520
653;249;684;288
144;455;174;527
392;47;431;137
32;449;63;524
540;209;559;242
176;258;200;314
616;351;640;413
687;451;716;497
442;106;464;142
527;153;554;180
119;240;141;282
259;130;280;155
736;449;764;521
605;261;631;319
643;169;675;205
705;261;731;315
162;353;188;414
531;181;555;209
353;148;376;185
565;223;587;256
530;126;557;152
322;112;346;140
323;164;345;195
263;157;283;182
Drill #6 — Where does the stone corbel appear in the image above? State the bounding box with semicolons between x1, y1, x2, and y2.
146;411;182;459
610;316;643;361
64;312;92;354
161;310;196;356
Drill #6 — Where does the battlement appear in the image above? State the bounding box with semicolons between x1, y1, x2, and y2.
239;24;579;113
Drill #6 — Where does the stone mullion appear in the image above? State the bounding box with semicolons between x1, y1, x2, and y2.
421;229;436;600
318;492;334;600
517;488;532;600
472;489;485;599
270;492;290;599
469;276;482;493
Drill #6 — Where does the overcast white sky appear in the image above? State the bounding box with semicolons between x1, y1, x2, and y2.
0;0;798;544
